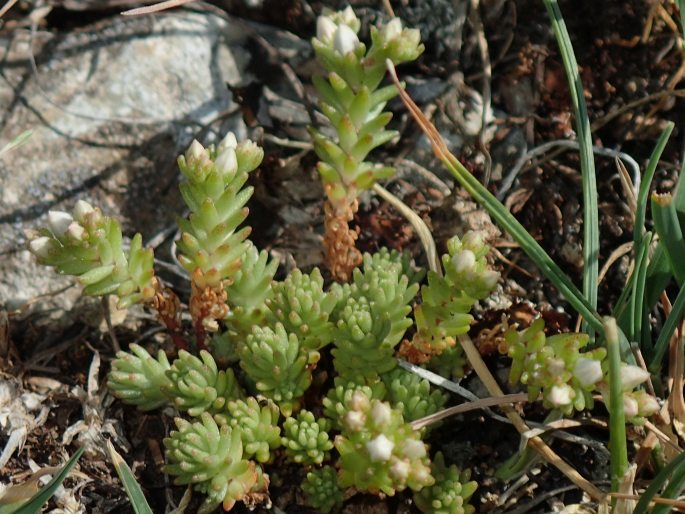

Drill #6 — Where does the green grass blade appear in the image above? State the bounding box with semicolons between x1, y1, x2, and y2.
107;440;154;514
634;452;685;514
605;317;628;497
634;122;674;244
649;279;685;372
652;455;685;514
13;447;84;514
542;0;598;337
652;192;685;284
629;232;652;345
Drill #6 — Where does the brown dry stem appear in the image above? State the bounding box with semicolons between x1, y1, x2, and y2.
188;270;230;351
323;198;362;282
149;278;186;350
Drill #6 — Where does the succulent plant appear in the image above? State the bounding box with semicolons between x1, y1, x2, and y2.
408;232;499;361
107;344;172;411
505;318;606;415
28;201;157;309
331;253;418;379
413;452;477;514
175;134;264;343
302;465;345;513
164;413;268;512
163;350;243;417
214;396;281;463
267;268;340;351
323;376;387;430
382;368;448;423
282;410;334;465
239;323;320;415
224;242;279;339
426;346;469;381
335;391;434;495
310;7;424;280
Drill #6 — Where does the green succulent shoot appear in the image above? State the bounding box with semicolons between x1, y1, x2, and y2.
413;452;477;514
282;410;334;465
310;7;424;280
267;268;340;351
239;323;320;416
407;231;499;372
335;391;434;496
331;252;418;379
163;349;244;417
302;465;345;514
28;200;157;308
215;397;282;463
107;344;172;411
176;133;263;289
381;368;448;424
164;413;268;513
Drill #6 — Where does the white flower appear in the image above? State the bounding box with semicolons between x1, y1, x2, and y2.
620;365;650;391
333;24;359;54
316;16;337;42
217;132;237;154
402;439;426;459
66;222;85;241
29;236;54;259
462;231;484;251
452;249;476;274
48;210;74;237
343;411;365;432
381;18;403;42
366;434;394;462
573;358;603;387
72;200;94;222
547;384;574;407
370;401;392;428
349;390;370;411
215;148;237;178
389;459;410;480
623;394;639;418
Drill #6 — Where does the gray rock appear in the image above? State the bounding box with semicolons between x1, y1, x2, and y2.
0;10;252;309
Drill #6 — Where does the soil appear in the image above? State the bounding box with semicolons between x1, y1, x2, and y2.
2;1;684;513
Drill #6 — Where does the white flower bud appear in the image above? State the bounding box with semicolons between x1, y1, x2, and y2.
381;18;403;42
370;401;392;428
548;384;574;407
481;270;500;290
343;410;365;432
635;392;659;417
452;249;476;274
65;222;85;241
72;200;94;223
217;132;237;154
29;236;54;259
349;390;370;411
48;210;74;237
341;6;357;26
389;459;410;480
215;148;237;178
409;464;432;485
316;16;337;42
547;358;566;376
462;231;484;251
623;394;639;418
620;365;650;391
367;434;394;462
186;140;206;162
333;24;359;55
573;358;603;387
402;439;426;459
